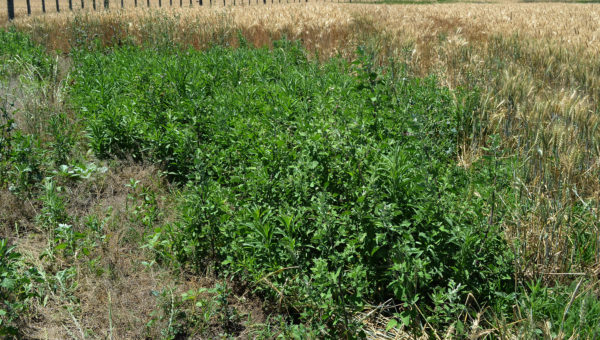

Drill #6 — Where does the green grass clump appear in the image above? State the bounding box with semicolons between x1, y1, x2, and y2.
1;30;57;194
69;39;514;335
0;28;53;79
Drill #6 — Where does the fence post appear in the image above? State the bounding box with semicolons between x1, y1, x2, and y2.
56;0;60;12
104;0;108;9
92;0;96;10
81;0;84;9
169;0;172;6
26;0;31;15
69;0;73;10
121;0;123;7
147;0;149;7
134;0;137;6
6;0;14;20
158;0;161;7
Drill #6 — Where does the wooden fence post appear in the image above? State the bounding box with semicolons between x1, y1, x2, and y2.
121;0;123;8
81;0;84;9
104;0;108;9
56;0;60;12
147;0;149;7
92;0;96;10
158;0;161;7
169;0;172;6
7;0;14;20
26;0;31;15
69;0;73;10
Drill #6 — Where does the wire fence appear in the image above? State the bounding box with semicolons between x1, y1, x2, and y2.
4;0;347;21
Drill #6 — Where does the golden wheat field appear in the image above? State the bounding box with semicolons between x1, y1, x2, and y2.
3;2;600;338
1;0;359;21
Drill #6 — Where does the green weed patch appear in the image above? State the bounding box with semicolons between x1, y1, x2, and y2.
4;28;597;338
69;39;514;335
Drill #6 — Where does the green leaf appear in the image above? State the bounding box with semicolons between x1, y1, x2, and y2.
386;318;398;331
1;278;15;290
54;243;68;251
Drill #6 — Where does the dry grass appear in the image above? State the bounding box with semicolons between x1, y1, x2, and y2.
5;162;267;338
0;0;373;23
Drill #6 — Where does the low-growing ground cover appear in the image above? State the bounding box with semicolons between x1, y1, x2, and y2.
1;24;600;338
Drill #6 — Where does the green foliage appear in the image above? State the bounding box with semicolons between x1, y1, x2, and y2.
0;28;65;194
0;107;14;188
0;104;45;196
37;178;69;230
0;240;39;337
518;279;600;338
48;112;77;167
0;28;54;79
69;39;515;335
7;133;45;195
1;26;598;339
146;282;243;339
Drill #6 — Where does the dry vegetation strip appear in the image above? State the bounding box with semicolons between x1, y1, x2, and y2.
0;0;372;22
